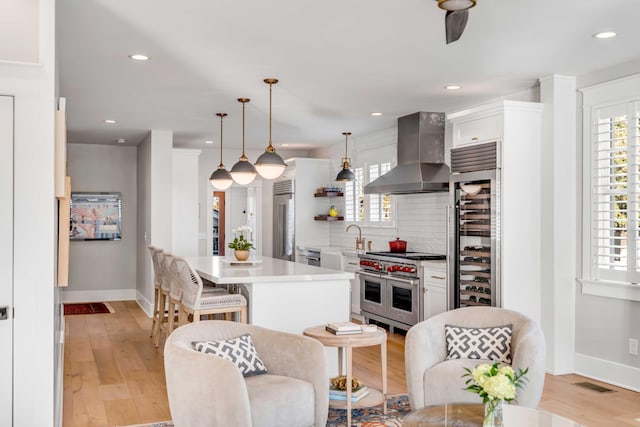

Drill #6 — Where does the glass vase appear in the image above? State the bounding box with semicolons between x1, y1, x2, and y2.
483;399;504;427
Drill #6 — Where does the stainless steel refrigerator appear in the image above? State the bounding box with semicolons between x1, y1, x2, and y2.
448;142;501;309
273;179;295;261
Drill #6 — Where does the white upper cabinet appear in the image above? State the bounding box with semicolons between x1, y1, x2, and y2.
448;101;541;149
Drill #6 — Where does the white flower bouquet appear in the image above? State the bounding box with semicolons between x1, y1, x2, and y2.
463;362;528;425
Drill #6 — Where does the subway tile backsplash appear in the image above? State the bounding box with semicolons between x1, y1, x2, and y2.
330;192;449;255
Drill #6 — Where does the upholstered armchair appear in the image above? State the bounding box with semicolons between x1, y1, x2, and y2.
164;320;328;427
405;306;545;411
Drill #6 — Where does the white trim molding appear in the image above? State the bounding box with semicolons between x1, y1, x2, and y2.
578;278;640;302
136;290;154;318
60;288;137;303
575;352;640;393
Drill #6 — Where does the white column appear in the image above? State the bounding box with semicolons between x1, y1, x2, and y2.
172;148;201;256
151;130;174;250
539;74;577;374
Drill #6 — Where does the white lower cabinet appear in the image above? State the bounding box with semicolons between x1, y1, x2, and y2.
423;263;447;321
343;254;361;317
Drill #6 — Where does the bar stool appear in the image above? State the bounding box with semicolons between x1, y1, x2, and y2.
175;257;247;325
166;256;184;335
154;251;174;348
148;246;163;339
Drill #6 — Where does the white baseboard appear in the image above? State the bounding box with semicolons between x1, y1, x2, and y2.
136;290;154;318
574;352;640;392
60;289;137;303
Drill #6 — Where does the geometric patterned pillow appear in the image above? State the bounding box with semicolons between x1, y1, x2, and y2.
445;324;512;363
192;333;268;377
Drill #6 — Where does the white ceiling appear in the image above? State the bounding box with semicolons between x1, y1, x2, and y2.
57;0;640;150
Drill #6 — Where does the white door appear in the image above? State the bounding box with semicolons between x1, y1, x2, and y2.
0;96;14;425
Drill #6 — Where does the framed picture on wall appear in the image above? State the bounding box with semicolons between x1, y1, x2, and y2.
70;192;122;240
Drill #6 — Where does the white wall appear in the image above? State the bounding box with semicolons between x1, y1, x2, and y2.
63;143;137;302
0;0;39;63
172;149;200;256
136;130;174;315
0;0;56;425
136;133;152;313
573;62;640;389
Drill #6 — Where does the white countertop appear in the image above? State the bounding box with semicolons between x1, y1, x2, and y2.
185;255;354;284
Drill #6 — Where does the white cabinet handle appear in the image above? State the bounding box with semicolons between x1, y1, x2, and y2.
431;275;445;280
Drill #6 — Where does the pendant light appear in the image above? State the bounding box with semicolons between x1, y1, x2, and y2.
230;98;258;185
254;78;286;180
209;113;233;190
335;132;355;181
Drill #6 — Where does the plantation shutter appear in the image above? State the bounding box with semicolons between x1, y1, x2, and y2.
591;101;640;282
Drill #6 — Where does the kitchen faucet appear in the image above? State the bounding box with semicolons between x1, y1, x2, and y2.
346;224;365;251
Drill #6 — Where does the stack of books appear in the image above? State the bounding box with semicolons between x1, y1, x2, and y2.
325;322;362;335
329;384;370;402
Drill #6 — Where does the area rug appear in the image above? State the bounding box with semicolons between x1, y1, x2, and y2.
63;302;113;315
118;394;411;427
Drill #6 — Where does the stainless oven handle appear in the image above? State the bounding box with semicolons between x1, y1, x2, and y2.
387;276;420;286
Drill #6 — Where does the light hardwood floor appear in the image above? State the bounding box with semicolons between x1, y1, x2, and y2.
63;301;640;426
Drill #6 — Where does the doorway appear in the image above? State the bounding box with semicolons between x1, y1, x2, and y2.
213;191;225;255
0;95;14;425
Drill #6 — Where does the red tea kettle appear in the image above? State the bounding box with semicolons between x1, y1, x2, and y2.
389;238;407;253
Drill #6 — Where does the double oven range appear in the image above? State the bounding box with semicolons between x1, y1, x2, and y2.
358;251;446;332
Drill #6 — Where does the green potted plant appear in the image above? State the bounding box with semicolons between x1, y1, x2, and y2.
228;225;254;261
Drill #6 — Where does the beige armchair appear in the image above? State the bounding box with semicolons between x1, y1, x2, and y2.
405;307;545;411
164;320;328;427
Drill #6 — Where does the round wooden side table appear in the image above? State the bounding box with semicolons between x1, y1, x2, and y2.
303;325;387;427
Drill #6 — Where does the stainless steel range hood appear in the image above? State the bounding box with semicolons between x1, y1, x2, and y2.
364;112;449;194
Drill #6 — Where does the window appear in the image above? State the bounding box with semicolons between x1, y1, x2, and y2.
590;102;639;283
345;161;393;224
581;73;640;301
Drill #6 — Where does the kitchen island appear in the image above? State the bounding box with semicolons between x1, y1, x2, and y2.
185;256;353;335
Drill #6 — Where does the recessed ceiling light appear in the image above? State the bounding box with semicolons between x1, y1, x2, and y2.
129;54;150;61
593;31;616;39
370;112;383;116
116;138;126;144
104;119;117;124
445;85;461;90
281;144;290;147
205;140;214;144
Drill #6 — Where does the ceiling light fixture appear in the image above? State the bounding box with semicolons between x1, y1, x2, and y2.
370;112;383;116
104;119;117;124
445;85;461;90
116;138;126;144
437;0;476;11
230;98;258;185
593;31;617;39
205;140;213;144
335;132;355;182
209;113;233;190
254;78;286;180
129;54;150;61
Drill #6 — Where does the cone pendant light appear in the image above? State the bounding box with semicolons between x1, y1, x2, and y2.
254;78;286;179
335;132;355;181
230;98;258;185
209;113;233;190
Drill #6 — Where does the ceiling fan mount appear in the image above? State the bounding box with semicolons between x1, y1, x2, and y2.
435;0;477;44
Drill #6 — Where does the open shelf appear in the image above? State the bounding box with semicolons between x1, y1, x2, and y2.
328;388;384;409
314;191;344;198
314;215;344;221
